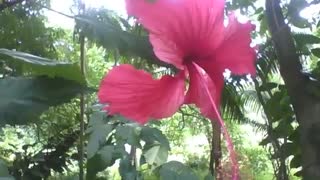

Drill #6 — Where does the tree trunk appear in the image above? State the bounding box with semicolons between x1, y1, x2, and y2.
265;0;320;179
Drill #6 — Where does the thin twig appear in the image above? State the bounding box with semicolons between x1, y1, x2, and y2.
41;5;75;19
78;2;86;180
79;33;85;180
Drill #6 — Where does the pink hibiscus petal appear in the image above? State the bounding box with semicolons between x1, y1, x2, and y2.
98;64;185;124
186;62;239;179
214;13;256;76
126;0;225;69
185;63;224;119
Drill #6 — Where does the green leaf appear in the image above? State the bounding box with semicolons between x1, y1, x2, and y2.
288;128;300;143
287;0;311;28
86;145;116;179
115;124;141;147
259;82;278;91
265;92;282;121
143;143;169;166
87;112;113;159
204;173;214;180
311;48;320;58
294;170;302;177
273;119;294;138
0;160;9;176
159;161;199;180
0;76;90;126
140;127;170;150
140;127;170;167
259;136;271;146
87;111;109;129
293;34;320;46
119;155;139;180
258;14;268;35
98;146;115;165
0;160;14;180
0;48;85;84
290;15;310;28
279;143;299;158
0;175;11;180
265;91;293;122
290;154;302;169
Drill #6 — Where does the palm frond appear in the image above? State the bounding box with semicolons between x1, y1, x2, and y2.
240;89;263;113
221;83;247;123
257;42;279;77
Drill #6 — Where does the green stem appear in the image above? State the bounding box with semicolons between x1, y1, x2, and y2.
77;1;86;179
210;120;222;179
79;19;86;180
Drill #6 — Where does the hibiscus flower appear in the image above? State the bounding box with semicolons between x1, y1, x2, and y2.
98;0;256;179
